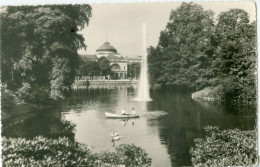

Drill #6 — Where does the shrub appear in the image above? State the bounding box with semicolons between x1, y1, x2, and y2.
95;144;152;167
190;126;257;167
2;137;152;167
16;82;53;106
17;82;34;102
2;136;96;166
116;144;152;167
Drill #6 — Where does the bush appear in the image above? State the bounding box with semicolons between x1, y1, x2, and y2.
2;137;152;167
2;136;96;166
96;144;152;167
190;126;257;167
17;82;34;102
116;144;152;167
16;82;54;106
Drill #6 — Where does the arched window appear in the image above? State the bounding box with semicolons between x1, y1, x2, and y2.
111;64;121;71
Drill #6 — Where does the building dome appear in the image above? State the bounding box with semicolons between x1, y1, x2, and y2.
96;42;117;53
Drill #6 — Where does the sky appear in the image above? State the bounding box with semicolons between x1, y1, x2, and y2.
78;2;256;56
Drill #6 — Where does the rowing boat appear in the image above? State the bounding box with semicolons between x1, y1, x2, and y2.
105;112;139;118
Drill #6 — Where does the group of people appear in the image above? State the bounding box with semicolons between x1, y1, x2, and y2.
121;107;136;115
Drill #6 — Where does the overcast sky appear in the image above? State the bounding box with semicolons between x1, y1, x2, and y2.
78;2;256;56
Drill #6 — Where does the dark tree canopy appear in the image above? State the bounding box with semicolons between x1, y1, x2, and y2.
98;56;112;76
77;60;100;77
148;2;256;104
147;46;163;85
148;2;216;90
214;9;256;103
76;56;112;78
1;5;92;100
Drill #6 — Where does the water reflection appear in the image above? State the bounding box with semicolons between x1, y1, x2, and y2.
63;87;172;167
2;107;76;140
2;86;256;167
146;89;256;166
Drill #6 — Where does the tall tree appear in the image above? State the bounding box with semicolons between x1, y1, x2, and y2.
147;46;163;85
1;5;92;100
215;9;256;104
148;3;216;90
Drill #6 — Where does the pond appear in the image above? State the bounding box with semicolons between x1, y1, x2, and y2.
2;86;256;167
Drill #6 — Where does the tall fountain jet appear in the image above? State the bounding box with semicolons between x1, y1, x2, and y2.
134;23;152;101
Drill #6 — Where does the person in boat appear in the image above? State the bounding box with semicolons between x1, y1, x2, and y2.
121;108;127;115
131;108;136;115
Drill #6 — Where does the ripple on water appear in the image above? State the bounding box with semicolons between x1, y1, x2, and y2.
141;111;168;117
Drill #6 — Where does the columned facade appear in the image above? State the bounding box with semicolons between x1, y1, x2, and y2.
96;42;128;79
80;41;142;80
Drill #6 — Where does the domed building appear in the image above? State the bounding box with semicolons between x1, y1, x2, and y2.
80;41;141;79
96;41;128;79
96;42;118;58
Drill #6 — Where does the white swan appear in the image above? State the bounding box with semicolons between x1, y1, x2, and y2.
111;132;119;137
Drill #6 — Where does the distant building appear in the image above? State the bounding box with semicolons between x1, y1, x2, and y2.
127;56;142;63
80;41;142;79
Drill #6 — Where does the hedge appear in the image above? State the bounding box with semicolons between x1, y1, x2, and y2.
2;136;151;167
190;126;257;167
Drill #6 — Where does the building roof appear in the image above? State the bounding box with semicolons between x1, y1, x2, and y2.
96;42;117;53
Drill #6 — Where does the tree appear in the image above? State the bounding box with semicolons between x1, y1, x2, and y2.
1;5;92;100
98;56;111;76
214;9;256;104
78;59;100;78
148;3;216;90
127;62;141;79
147;46;163;85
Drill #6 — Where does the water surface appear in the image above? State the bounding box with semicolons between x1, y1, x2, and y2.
3;86;256;167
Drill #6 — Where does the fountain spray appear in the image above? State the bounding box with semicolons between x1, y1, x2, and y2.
134;23;152;101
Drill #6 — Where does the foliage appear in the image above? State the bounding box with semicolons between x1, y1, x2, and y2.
127;62;141;79
148;2;256;105
96;150;120;166
190;126;257;167
2;136;95;166
1;5;92;101
214;10;257;105
1;84;17;110
115;144;152;167
148;3;216;90
50;56;77;100
77;58;100;77
17;82;34;102
2;137;152;167
191;87;217;101
96;144;151;167
77;56;112;78
147;46;163;85
98;56;112;76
